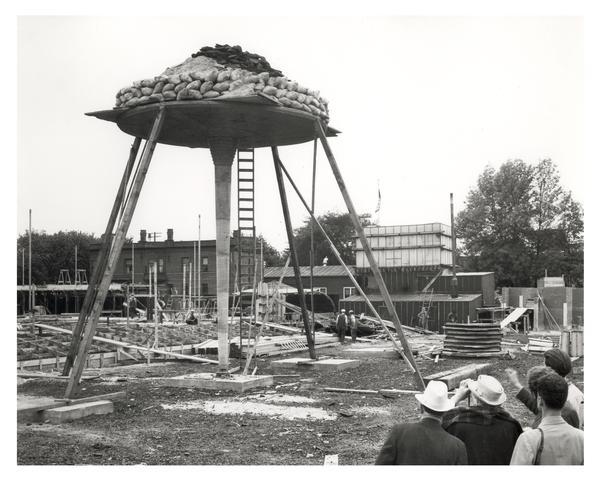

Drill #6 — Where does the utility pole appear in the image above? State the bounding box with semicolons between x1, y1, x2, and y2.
198;214;201;303
74;244;78;286
28;209;33;311
450;193;458;299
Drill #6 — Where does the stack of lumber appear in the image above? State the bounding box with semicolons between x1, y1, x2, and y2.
229;332;338;358
525;336;556;353
423;363;492;390
114;44;330;121
442;323;502;358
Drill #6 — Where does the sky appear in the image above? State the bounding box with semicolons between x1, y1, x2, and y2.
16;15;585;252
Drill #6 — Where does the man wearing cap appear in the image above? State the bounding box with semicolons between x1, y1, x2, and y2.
336;309;347;344
506;348;583;428
376;381;467;465
510;372;584;465
348;310;358;343
442;375;522;464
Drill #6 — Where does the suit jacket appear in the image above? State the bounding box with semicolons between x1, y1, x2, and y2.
442;405;523;465
376;417;468;465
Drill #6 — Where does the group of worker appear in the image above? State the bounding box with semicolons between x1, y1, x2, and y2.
335;308;360;343
375;348;584;465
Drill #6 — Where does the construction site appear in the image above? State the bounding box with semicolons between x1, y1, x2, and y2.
16;40;584;467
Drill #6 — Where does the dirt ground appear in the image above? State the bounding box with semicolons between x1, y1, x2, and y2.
17;339;584;465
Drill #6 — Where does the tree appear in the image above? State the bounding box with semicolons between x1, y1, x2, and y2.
257;235;285;267
456;159;583;287
16;230;98;285
289;211;372;266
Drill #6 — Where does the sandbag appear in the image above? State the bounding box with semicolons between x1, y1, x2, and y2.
203;90;221;98
212;81;231;92
262;85;278;96
187;80;201;90
200;81;214;94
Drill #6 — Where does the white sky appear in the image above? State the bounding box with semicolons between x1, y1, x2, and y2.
16;15;585;251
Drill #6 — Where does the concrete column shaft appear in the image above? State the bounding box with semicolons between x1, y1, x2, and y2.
210;138;237;372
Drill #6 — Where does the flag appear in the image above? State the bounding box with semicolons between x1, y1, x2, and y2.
375;181;381;214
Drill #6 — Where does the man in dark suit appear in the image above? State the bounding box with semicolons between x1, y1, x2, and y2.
442;374;523;464
376;381;468;465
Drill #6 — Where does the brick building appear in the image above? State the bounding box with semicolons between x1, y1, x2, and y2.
89;228;238;300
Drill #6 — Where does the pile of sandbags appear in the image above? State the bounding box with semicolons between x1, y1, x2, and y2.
114;45;329;121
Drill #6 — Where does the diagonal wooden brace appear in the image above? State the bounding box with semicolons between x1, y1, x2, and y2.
65;108;165;398
314;120;425;389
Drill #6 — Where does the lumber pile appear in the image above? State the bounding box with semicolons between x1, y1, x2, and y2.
423;363;492;390
229;333;338;358
114;44;330;121
442;323;502;358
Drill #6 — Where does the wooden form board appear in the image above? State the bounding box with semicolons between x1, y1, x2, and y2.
423;363;492;390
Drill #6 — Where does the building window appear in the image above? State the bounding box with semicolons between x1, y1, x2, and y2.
181;257;190;270
201;283;209;295
343;287;356;299
158;258;164;273
201;256;209;272
314;287;327;294
125;259;133;274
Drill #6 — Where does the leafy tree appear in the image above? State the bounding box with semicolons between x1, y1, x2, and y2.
16;230;97;285
257;235;285;267
456;159;583;287
289;211;372;266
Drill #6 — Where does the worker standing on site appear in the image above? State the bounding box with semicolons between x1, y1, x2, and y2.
510;372;584;465
348;310;358;342
376;381;467;465
336;309;347;344
442;375;523;464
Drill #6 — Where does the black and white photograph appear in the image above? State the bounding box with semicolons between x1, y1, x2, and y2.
6;0;598;474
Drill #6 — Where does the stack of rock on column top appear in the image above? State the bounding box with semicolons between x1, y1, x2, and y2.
113;44;330;122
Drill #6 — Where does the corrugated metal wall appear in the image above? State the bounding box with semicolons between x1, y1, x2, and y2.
339;296;482;333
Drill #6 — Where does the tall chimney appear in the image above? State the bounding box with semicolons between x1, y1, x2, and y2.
450;193;458;298
167;228;174;242
140;229;147;243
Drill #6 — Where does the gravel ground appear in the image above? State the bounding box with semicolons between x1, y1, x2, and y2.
17;341;583;465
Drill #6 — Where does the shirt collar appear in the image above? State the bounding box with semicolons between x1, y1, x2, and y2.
539;415;566;427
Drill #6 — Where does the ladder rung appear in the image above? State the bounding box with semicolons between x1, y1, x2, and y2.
238;168;254;172
238;208;254;211
238;188;254;192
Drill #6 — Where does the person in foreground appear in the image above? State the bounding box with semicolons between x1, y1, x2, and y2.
376;381;467;465
510;371;584;465
442;375;522;464
506;347;583;428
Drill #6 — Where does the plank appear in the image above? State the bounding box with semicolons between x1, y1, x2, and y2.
323;387;378;394
442;351;504;358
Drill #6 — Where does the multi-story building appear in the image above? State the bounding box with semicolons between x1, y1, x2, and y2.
340;222;496;332
89;228;238;301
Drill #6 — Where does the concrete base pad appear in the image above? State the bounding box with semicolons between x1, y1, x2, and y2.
311;359;360;371
271;357;316;370
43;400;114;424
155;373;274;392
345;347;401;359
18;395;68;423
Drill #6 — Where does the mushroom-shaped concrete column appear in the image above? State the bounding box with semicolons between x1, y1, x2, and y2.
209;137;238;373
